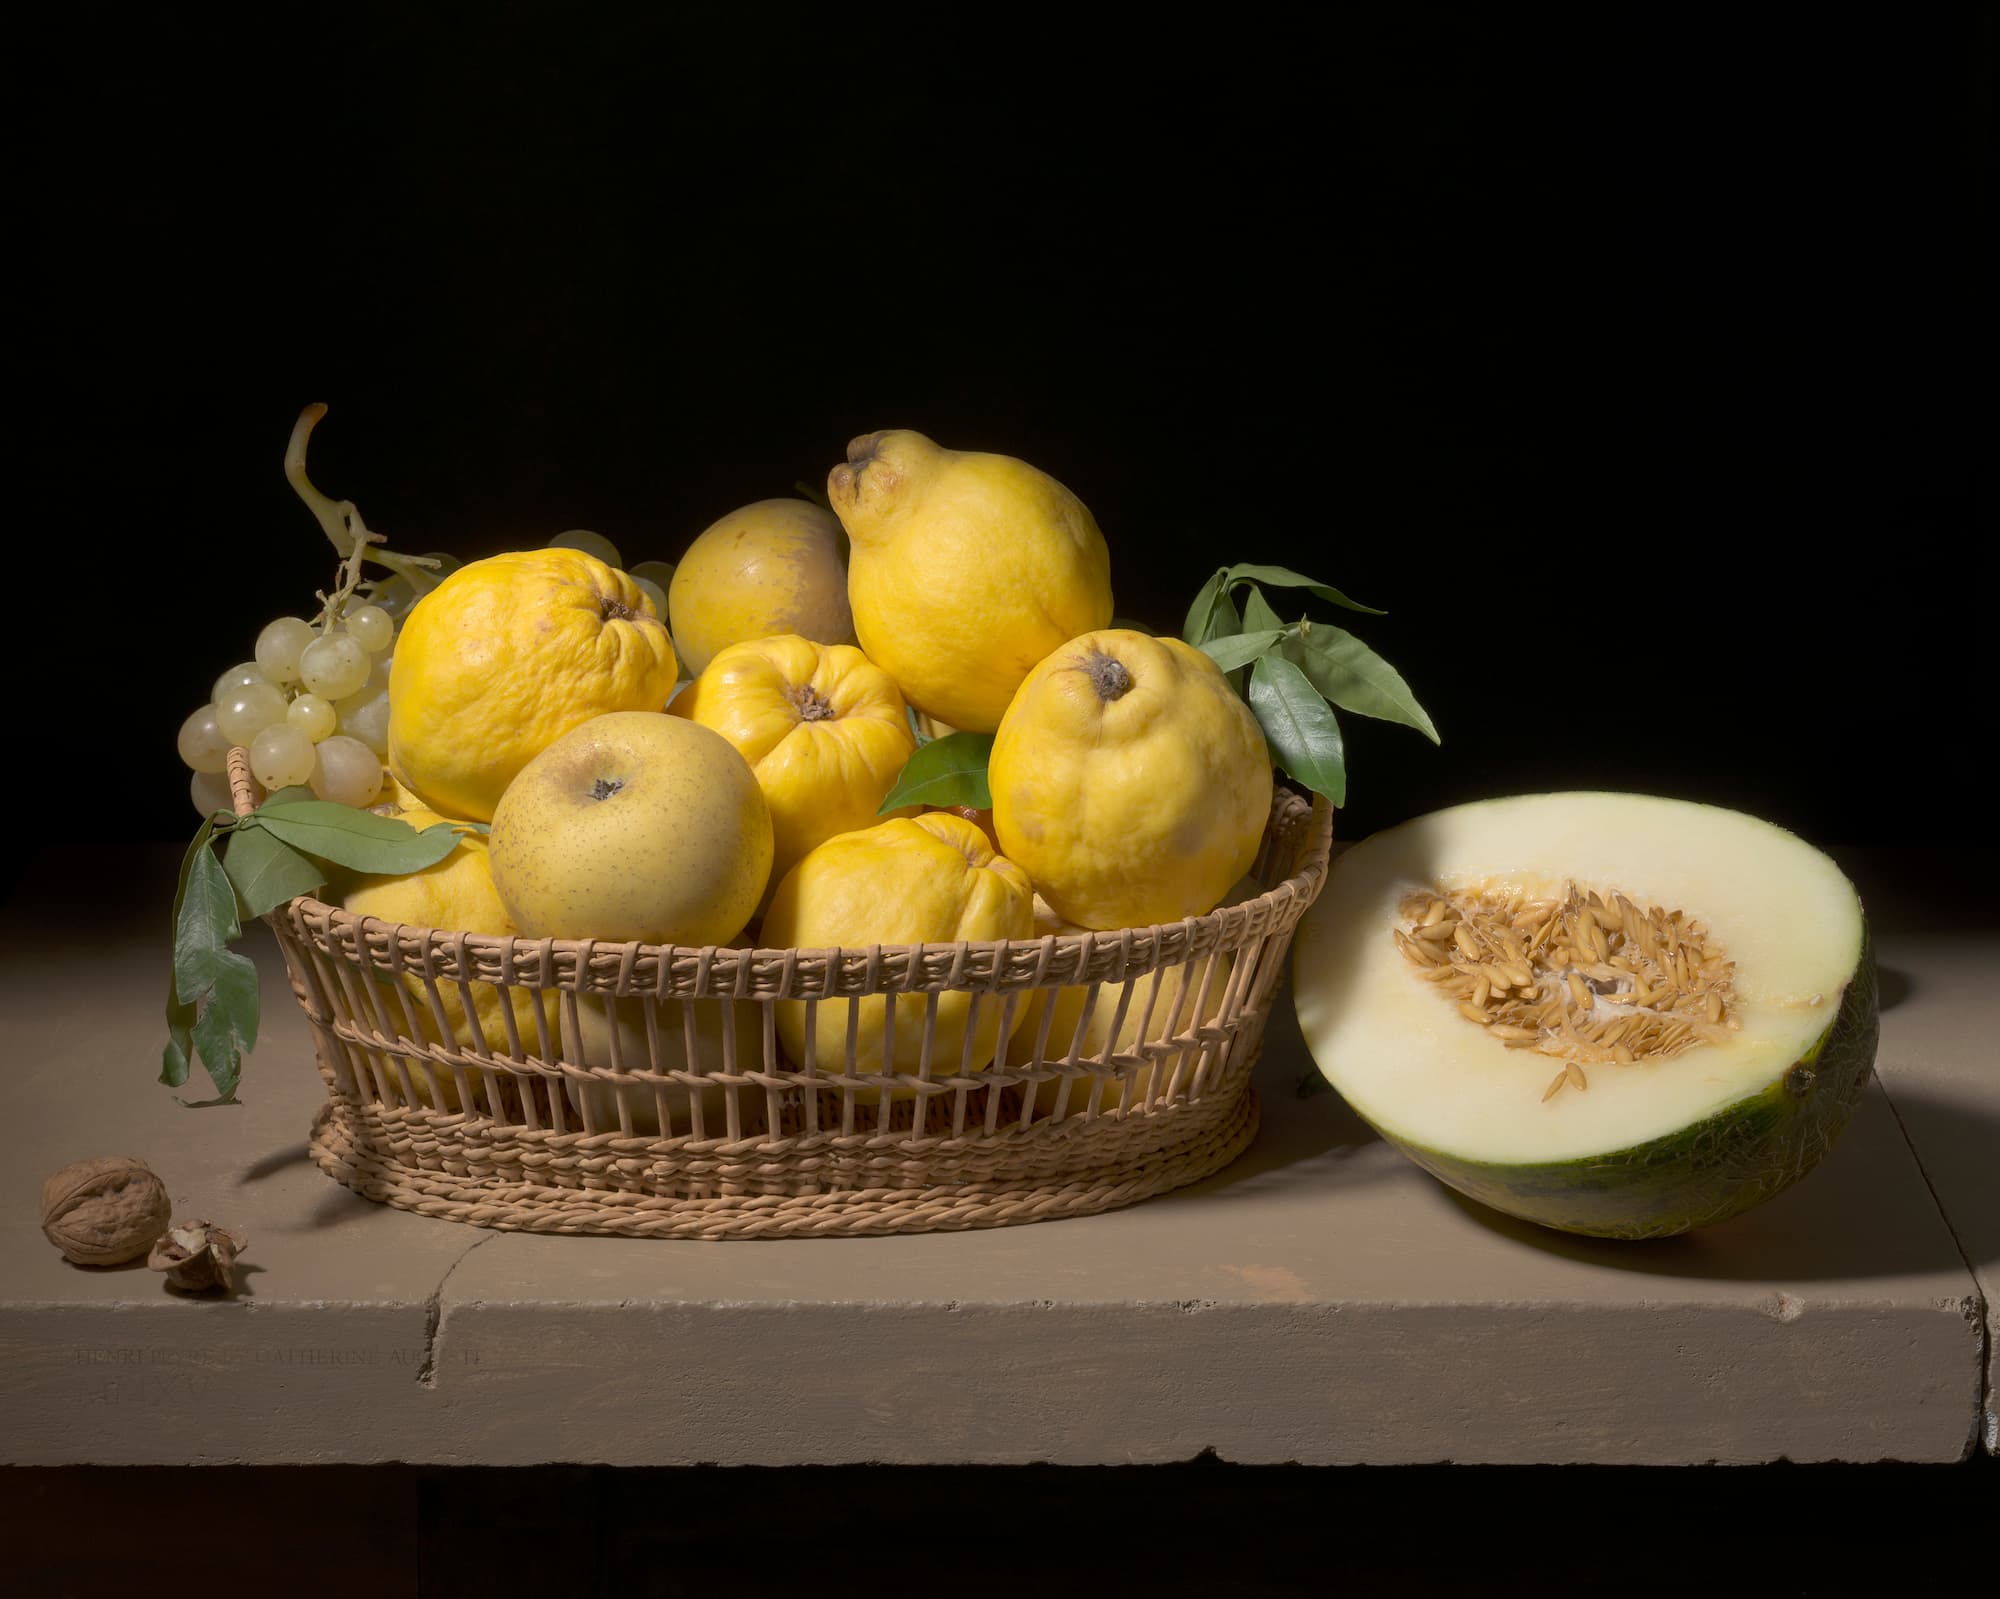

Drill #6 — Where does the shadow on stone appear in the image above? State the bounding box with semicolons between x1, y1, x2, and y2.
241;1142;313;1181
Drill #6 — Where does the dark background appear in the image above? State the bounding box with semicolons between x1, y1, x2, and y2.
6;9;1994;1577
20;5;1990;854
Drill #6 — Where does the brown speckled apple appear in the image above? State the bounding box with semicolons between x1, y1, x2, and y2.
488;711;772;946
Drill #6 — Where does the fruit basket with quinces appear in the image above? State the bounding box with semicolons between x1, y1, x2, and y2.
169;408;1432;1238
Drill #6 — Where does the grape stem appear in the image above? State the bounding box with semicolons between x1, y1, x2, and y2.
285;404;446;630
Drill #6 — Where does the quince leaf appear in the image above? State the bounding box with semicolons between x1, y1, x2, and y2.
1239;586;1286;634
1198;628;1287;674
1226;564;1384;616
1249;654;1347;808
1181;569;1244;646
878;732;994;814
1294;624;1441;745
1182;569;1225;644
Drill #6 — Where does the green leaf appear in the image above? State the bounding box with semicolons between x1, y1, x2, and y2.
191;1001;238;1096
207;946;261;1056
248;801;461;875
263;784;317;806
1239;586;1286;634
1183;572;1246;646
877;731;994;813
175;845;241;1006
1198;628;1286;673
161;820;218;1087
1181;569;1226;644
161;1020;193;1088
225;823;328;917
1226;564;1384;616
1249;654;1347;807
1294;624;1441;744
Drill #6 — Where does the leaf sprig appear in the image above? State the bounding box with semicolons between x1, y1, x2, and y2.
1183;564;1438;808
869;564;1437;818
162;785;463;1105
878;731;995;814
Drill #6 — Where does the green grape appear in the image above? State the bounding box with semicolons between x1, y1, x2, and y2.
287;692;338;743
547;529;623;569
335;687;390;754
191;768;261;816
211;661;266;706
216;682;290;746
310;735;384;807
190;768;235;818
632;575;668;618
250;722;317;791
343;603;394;653
177;705;230;774
255;617;317;686
369;575;417;622
299;633;371;699
629;560;677;593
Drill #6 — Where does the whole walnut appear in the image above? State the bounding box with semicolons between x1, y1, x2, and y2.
39;1156;173;1266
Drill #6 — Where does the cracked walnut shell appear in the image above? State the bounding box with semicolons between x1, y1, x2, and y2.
148;1220;247;1294
39;1156;173;1266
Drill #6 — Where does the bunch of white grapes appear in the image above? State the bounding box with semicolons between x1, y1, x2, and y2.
176;598;403;815
174;530;671;819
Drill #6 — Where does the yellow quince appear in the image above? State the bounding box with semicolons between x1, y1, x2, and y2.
671;635;918;902
990;630;1272;930
828;430;1113;733
560;991;764;1138
763;813;1034;1094
667;498;855;678
388;548;678;822
1010;896;1242;1117
340;797;538;1110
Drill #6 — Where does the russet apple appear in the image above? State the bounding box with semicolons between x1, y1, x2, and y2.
488;711;772;945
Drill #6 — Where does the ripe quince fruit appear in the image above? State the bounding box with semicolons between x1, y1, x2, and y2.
341;796;537;1110
991;630;1272;930
763;813;1034;1094
561;991;763;1138
1011;892;1247;1117
828;430;1113;733
667;498;855;677
389;549;678;822
671;635;917;902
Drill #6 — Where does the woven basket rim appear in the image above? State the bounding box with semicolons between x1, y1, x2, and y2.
232;750;1331;983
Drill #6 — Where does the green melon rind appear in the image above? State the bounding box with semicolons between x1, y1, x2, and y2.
1361;929;1880;1240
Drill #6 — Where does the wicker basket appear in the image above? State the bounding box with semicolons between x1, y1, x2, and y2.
231;753;1331;1238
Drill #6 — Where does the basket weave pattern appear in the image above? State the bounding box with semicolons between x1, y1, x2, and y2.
234;755;1331;1238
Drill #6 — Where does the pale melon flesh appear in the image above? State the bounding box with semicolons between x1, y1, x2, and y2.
1292;793;1877;1238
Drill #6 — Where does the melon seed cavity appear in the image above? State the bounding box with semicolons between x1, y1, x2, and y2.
1392;883;1739;1102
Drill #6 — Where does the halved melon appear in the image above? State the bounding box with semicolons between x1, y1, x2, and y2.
1293;794;1877;1239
